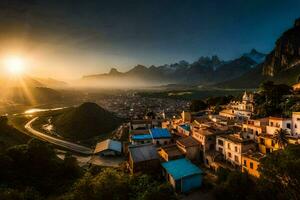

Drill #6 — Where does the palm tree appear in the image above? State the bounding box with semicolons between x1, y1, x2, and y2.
273;128;289;149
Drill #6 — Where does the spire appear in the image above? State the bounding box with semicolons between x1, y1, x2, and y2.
242;91;248;101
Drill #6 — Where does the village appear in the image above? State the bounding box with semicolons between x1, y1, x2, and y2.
92;88;300;195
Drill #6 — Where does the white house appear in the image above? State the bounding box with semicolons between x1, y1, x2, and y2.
216;133;255;167
266;117;292;135
292;112;300;135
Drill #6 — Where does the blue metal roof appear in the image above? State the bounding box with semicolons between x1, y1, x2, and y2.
131;134;152;140
179;124;191;131
161;158;203;180
150;128;171;139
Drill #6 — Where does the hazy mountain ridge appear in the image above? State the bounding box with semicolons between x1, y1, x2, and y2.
82;51;264;87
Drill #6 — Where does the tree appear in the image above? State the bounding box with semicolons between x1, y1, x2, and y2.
190;100;207;112
273;128;289;149
213;171;256;200
259;145;300;200
254;82;293;117
61;169;176;200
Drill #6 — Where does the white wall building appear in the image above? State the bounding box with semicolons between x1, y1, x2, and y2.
216;134;255;166
266;117;292;135
292;112;300;135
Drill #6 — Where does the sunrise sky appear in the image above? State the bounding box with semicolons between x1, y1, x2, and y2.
0;0;300;80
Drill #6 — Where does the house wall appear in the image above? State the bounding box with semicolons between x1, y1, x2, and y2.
177;126;190;137
181;174;202;193
242;156;260;177
266;119;291;135
153;138;171;146
292;112;300;135
131;123;152;130
258;136;280;154
216;136;255;166
97;149;119;156
131;139;152;145
185;146;200;161
130;159;160;174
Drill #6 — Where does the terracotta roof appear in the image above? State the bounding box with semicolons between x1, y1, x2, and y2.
177;136;200;147
219;133;253;144
160;144;184;157
269;116;291;121
242;151;265;161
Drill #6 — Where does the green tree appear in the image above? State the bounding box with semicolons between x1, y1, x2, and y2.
273;128;289;149
213;171;256;200
259;145;300;200
190;100;207;112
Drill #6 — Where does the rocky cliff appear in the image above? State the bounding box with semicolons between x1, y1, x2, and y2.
263;18;300;76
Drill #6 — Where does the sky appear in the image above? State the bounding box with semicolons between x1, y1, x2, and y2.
0;0;299;80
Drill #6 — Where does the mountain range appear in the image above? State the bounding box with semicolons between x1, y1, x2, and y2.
82;50;265;87
82;18;300;89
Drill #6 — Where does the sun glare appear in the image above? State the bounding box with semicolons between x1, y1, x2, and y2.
4;56;25;75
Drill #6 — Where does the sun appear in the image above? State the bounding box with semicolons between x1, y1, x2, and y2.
4;56;25;75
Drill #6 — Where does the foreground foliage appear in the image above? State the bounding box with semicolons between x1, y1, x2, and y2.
0;139;82;199
214;145;300;200
60;167;176;200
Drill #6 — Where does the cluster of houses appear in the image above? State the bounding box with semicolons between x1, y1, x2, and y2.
93;91;300;193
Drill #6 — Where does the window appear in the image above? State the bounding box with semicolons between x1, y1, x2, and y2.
234;155;239;162
260;138;265;145
270;122;274;126
256;131;259;136
235;146;238;152
218;139;224;146
243;160;247;166
218;147;223;153
287;123;291;129
250;162;253;169
271;140;275;147
228;152;232;158
156;141;160;145
228;143;231;150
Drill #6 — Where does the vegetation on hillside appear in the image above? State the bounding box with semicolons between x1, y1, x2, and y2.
52;102;122;141
214;145;300;200
0;137;176;200
0;116;29;153
0;139;82;199
59;168;176;200
253;81;298;118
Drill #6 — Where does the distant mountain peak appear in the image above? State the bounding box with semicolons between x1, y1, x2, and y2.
243;49;266;64
109;68;121;75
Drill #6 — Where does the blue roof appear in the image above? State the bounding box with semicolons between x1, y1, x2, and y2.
179;124;190;131
162;158;203;180
131;134;152;140
150;128;171;139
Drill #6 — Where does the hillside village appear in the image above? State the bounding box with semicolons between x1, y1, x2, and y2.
92;86;300;194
